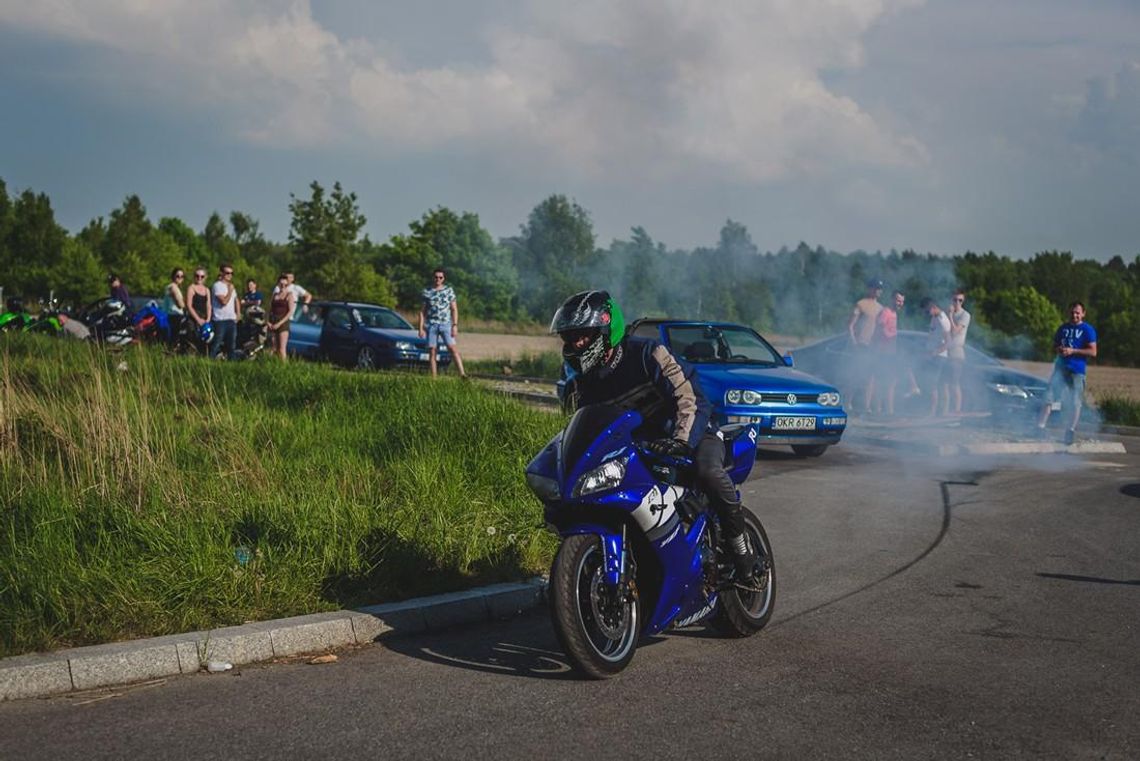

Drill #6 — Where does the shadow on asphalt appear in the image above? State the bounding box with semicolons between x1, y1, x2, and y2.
1036;572;1140;587
1121;483;1140;498
381;612;673;681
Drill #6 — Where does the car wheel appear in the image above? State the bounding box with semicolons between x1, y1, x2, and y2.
356;346;376;370
791;444;828;458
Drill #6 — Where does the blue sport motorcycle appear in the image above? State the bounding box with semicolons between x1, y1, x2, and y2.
526;403;776;678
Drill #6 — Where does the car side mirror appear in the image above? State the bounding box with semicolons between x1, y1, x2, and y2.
783;353;794;367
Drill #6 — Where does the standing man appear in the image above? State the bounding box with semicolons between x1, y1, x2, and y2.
210;263;239;359
947;288;972;414
872;290;905;416
847;277;884;415
1037;302;1097;445
919;297;951;417
418;268;467;379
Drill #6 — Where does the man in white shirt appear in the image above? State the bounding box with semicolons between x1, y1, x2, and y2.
210;264;239;358
920;297;951;417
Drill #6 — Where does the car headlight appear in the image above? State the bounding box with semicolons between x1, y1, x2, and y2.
572;456;628;497
990;383;1029;399
395;341;414;350
726;389;762;405
526;472;561;502
819;391;842;406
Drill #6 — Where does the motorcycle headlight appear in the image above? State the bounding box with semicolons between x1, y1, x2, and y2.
526;472;561;502
573;456;628;498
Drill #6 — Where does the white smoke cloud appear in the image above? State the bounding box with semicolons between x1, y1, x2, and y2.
0;0;928;183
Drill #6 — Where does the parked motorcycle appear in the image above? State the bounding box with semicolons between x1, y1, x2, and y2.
0;298;35;333
78;298;134;346
233;304;269;360
526;404;775;678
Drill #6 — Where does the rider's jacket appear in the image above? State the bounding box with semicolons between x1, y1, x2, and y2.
570;336;712;448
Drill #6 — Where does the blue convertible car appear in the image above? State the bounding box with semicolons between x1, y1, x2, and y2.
287;301;450;370
560;318;847;457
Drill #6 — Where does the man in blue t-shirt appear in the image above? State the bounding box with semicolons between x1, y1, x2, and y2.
1036;301;1097;445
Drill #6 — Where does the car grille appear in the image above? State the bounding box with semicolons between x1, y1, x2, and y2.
759;392;819;404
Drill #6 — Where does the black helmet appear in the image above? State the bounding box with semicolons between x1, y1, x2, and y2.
550;290;626;375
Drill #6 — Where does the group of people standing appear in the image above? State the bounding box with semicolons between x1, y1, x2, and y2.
847;277;1097;440
114;267;312;360
847;278;970;418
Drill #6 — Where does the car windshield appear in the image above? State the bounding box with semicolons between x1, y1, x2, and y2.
665;325;782;365
352;306;412;330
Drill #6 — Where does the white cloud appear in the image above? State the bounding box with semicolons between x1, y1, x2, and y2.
0;0;927;183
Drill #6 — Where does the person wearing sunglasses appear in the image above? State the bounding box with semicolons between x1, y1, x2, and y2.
210;264;239;359
946;288;972;414
418;268;467;379
186;268;212;340
162;268;187;344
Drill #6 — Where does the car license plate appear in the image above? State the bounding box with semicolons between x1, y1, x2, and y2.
417;352;430;361
772;416;816;431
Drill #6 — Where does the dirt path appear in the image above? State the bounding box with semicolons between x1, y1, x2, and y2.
460;332;561;361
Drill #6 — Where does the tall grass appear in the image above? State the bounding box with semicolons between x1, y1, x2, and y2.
1095;394;1140;427
0;336;563;656
468;350;565;380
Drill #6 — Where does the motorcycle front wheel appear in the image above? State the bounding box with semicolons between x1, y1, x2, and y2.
550;533;639;679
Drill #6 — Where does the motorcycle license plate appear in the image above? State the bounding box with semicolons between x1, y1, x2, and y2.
772;416;816;431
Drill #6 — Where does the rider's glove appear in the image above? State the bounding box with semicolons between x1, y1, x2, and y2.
646;437;689;457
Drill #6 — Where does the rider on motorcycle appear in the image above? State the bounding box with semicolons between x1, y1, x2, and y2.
551;289;758;587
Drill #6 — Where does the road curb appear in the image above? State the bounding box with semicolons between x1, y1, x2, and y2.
0;578;547;701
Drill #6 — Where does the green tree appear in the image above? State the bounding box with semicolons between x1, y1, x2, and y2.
288;181;394;304
510;194;598;320
50;238;105;306
985;285;1061;359
3;189;67;297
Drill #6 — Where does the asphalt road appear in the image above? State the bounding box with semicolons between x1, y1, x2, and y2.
4;442;1138;760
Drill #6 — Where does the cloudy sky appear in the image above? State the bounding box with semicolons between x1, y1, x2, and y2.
1;0;1137;260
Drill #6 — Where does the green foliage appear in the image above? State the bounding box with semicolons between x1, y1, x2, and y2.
1095;394;1140;427
0;335;562;656
2;174;1139;365
288;181;396;303
510;194;598;321
382;207;517;318
982;285;1061;359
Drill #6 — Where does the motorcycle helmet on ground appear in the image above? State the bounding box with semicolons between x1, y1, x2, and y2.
549;290;626;375
199;321;215;345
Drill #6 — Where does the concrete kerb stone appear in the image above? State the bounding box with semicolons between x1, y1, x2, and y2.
0;651;73;701
1;578;549;701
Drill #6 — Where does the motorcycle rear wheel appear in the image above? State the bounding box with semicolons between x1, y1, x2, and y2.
714;510;776;636
550;534;639;679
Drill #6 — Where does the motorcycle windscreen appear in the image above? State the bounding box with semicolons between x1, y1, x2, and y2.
561;404;638;473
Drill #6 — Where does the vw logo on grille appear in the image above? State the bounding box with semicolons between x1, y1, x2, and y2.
786;393;797;405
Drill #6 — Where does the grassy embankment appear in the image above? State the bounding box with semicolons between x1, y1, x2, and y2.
0;336;563;658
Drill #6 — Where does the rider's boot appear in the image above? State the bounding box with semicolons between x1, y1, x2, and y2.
727;532;761;591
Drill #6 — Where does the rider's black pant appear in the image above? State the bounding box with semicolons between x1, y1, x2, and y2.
694;432;746;538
